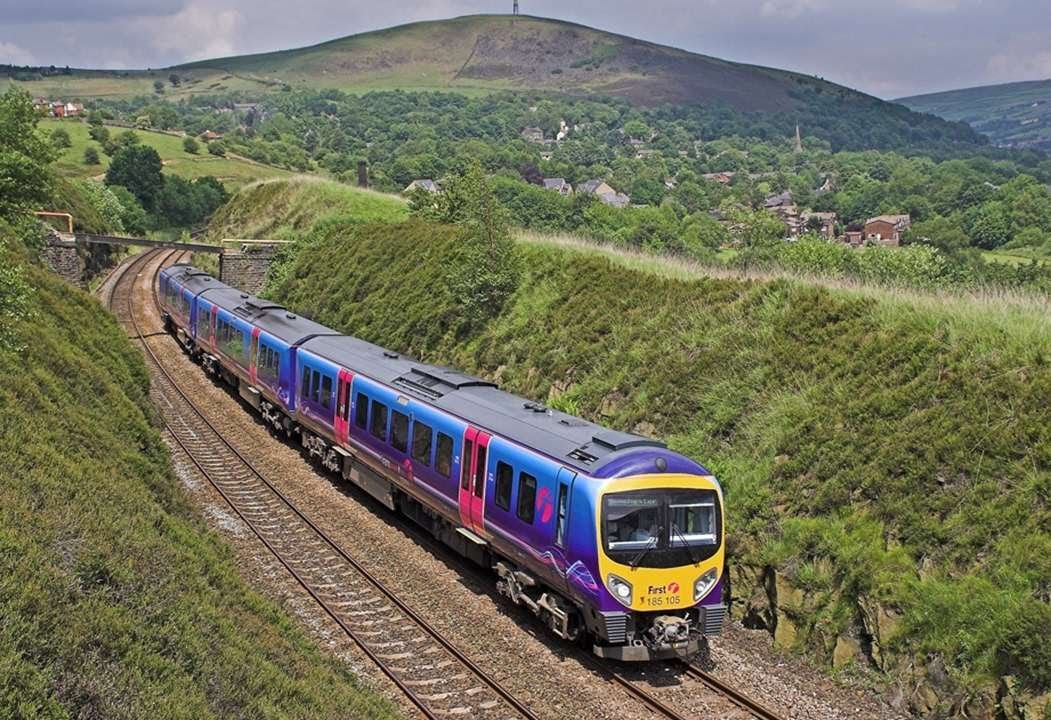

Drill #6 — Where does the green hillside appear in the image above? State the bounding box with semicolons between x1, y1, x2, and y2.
0;223;400;719
211;178;1050;717
40;118;291;189
899;79;1051;151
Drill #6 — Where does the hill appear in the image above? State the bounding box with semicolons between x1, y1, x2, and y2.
899;79;1051;151
212;178;1050;716
2;15;980;145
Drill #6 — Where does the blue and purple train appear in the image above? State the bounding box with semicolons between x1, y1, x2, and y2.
159;264;727;661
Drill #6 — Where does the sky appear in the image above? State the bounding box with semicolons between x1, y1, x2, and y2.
1;0;1049;98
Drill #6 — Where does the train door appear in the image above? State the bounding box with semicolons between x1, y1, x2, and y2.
210;306;218;352
334;369;354;445
249;328;261;384
458;426;491;533
554;467;576;549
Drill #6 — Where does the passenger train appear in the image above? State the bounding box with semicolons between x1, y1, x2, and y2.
159;264;727;661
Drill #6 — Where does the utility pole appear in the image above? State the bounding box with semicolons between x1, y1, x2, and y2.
513;0;519;15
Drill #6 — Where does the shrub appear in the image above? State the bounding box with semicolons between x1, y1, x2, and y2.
83;146;100;165
183;136;199;155
207;140;226;157
49;127;71;149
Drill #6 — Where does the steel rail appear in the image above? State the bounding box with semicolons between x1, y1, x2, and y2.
109;249;540;720
680;662;784;720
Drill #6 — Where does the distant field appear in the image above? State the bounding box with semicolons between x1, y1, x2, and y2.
899;79;1051;150
41;118;291;188
1;69;273;100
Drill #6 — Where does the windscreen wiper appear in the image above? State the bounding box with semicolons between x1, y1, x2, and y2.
672;523;699;566
629;529;661;568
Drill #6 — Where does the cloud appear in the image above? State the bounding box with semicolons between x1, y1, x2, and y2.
137;1;242;62
0;41;36;65
0;0;183;24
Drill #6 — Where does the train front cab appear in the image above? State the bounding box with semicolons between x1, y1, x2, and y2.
591;470;726;662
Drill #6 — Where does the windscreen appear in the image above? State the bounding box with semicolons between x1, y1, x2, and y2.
602;488;721;569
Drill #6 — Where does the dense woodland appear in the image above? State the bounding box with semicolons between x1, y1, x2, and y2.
88;90;1051;266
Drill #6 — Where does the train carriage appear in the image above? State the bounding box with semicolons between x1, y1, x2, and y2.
158;264;727;661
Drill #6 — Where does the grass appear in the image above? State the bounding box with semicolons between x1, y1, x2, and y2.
40;118;292;189
0;223;401;719
204;176;408;243
209;178;1049;708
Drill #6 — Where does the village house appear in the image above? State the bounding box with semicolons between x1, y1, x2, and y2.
404;179;441;194
542;178;573;196
763;190;793;209
199;130;224;141
520;127;545;144
803;211;838;240
578;179;630;208
702;172;735;185
864;214;912;247
844;230;864;247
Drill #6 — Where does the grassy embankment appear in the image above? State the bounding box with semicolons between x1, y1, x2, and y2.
40;118;292;190
0;223;400;719
213;178;1049;716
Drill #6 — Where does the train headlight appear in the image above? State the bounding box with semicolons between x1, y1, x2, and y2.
607;574;633;607
693;568;718;602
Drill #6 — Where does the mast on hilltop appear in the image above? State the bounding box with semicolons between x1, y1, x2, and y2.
513;0;519;15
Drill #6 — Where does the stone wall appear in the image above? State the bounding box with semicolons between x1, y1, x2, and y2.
219;245;279;294
41;235;83;286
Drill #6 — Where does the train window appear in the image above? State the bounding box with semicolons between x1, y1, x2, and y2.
370;401;388;440
390;411;409;452
355;392;368;429
321;375;332;409
312;371;322;403
516;473;537;524
436;433;453;478
460;439;474;491
474;445;487;499
301;366;311;400
555;483;569;546
412;422;432;466
495;462;513;511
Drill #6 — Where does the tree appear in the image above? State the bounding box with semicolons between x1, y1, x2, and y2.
168;73;181;87
207;141;226;157
419;163;519;328
104;144;163;210
623;120;650;141
83;146;100;165
50;127;71;149
88;124;109;144
108;185;148;235
183;136;199;155
153;80;165;94
0;88;56;220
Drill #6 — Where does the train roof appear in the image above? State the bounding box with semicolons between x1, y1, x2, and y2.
204;290;333;343
301;335;664;473
164;264;221;294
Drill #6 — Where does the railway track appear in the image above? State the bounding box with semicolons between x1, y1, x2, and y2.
102;249;786;720
108;250;538;720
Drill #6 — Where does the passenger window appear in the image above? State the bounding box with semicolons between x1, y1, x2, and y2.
517;473;537;524
495;462;513;511
436;433;453;478
461;439;474;491
474;446;487;499
370;401;388;440
412;422;433;466
555;483;569;546
301;366;310;399
390;411;409;452
321;375;332;409
354;392;368;429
